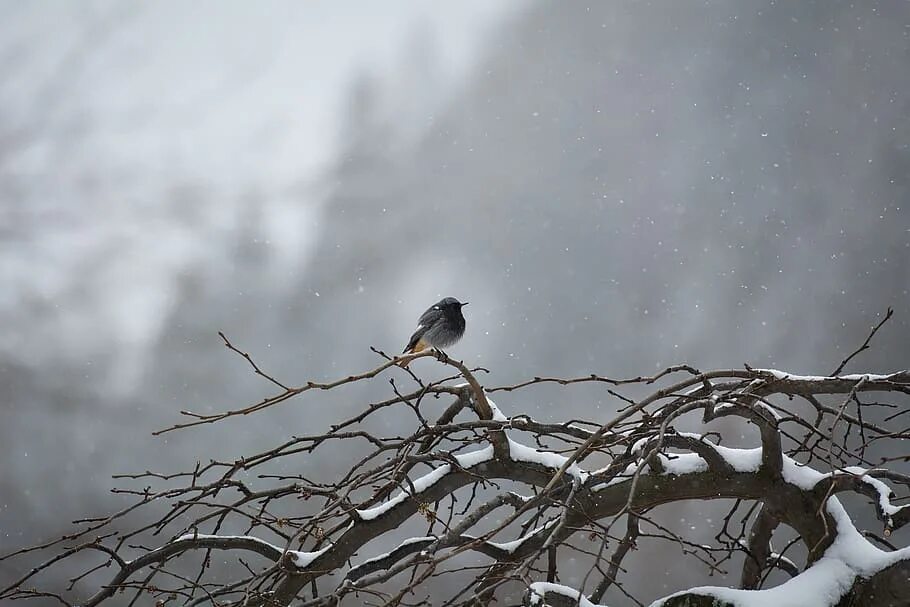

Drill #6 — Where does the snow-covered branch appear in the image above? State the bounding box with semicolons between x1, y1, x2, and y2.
3;346;909;607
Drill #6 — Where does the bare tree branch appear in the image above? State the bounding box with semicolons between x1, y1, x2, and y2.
3;343;910;607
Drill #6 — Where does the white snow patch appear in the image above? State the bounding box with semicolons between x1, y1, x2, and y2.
486;537;531;554
528;582;606;607
841;467;902;517
647;444;763;477
769;550;798;573
837;373;897;381
651;497;910;607
353;536;435;570
641;443;763;478
172;532;330;569
714;445;762;472
658;453;709;475
591;446;826;493
509;491;535;503
355;446;493;521
455;444;495;468
754;401;783;420
356;466;450;521
174;532;282;554
508;438;589;481
651;559;855;607
630;435;652;454
486;519;557;554
288;545;332;568
781;457;827;490
591;462;641;492
756;369;898;382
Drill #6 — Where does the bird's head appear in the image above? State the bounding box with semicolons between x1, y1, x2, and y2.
437;297;468;311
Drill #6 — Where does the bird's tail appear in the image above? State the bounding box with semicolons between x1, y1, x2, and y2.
397;340;428;367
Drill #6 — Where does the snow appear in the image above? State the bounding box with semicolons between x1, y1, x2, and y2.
590;444;831;496
399;535;436;546
651;558;856;607
507;438;589;481
357;395;908;604
630;435;652;454
781;457;827;490
355;466;449;520
591;462;640;492
486;537;532;554
646;445;764;477
867;477;902;517
486;519;557;554
355;446;494;520
352;536;435;570
653;441;863;494
713;445;762;472
174;532;282;555
361;386;910;606
509;491;535;503
711;403;736;415
754;401;782;420
456;444;496;468
842;467;902;517
288;545;332;568
626;442;763;479
756;369;898;382
528;582;606;607
591;433;909;551
650;497;910;607
658;453;709;475
837;373;898;381
758;369;831;381
172;532;330;569
768;550;798;573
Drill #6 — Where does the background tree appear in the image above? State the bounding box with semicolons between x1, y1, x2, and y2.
3;318;909;607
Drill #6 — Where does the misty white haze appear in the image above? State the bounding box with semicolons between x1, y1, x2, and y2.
0;0;514;391
1;1;909;605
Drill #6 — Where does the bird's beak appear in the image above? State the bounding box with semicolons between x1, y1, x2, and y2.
460;302;469;307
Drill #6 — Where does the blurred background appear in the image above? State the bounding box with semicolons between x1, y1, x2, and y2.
1;1;909;604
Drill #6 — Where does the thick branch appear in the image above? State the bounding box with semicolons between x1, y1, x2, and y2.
740;504;780;589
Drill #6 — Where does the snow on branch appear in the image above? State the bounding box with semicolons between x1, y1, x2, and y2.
2;339;910;607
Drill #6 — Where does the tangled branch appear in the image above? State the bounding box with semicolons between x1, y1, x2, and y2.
3;330;910;607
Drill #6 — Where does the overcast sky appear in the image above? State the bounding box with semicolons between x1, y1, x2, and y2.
0;0;518;389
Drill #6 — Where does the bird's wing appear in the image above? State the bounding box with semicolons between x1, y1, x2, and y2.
403;324;428;353
403;306;443;353
417;305;444;327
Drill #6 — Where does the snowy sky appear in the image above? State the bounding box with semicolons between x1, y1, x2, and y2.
2;1;517;184
0;0;518;388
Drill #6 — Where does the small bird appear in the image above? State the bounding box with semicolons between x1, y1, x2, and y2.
400;297;468;363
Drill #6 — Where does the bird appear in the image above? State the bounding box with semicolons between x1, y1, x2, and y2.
400;297;468;364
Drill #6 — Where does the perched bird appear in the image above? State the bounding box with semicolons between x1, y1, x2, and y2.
401;297;468;363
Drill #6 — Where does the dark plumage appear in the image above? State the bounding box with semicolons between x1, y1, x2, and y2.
402;297;468;355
